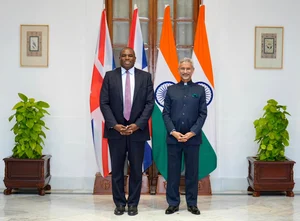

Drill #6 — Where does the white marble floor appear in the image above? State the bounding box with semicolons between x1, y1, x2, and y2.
0;193;299;221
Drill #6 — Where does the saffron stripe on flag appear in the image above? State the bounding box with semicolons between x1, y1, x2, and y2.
192;4;217;179
152;5;179;180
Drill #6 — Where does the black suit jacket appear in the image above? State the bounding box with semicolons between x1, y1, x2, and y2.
162;81;207;145
100;67;154;142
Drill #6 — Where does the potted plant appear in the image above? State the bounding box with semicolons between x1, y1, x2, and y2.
247;99;295;197
3;93;52;196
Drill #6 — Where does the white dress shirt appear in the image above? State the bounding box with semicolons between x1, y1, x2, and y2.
121;67;135;111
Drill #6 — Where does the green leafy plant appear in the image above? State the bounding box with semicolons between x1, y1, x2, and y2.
8;93;50;159
253;99;290;161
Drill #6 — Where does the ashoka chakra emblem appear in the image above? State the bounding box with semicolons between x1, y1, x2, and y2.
195;81;213;106
154;81;175;108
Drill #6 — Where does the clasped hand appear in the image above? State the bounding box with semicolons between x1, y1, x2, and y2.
172;131;195;142
114;124;139;136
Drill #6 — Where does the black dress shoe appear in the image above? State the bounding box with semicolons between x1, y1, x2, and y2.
165;205;179;214
187;205;200;215
114;205;125;215
128;205;138;216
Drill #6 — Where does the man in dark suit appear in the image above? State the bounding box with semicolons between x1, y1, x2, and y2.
162;57;207;215
100;47;154;216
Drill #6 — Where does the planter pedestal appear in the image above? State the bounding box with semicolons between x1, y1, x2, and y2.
247;156;295;197
93;173;151;195
93;173;129;195
156;174;212;195
3;155;52;196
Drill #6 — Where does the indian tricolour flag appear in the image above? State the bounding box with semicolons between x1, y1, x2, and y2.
192;4;217;178
152;5;179;180
90;6;114;178
128;4;152;172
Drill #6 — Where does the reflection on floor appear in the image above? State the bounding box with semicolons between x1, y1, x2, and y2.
0;192;299;221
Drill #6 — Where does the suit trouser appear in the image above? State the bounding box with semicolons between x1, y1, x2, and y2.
166;143;200;207
108;137;145;207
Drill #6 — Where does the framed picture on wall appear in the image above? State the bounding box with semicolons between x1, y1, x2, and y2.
254;26;284;69
20;25;49;67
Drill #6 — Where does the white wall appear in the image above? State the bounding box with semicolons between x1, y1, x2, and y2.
0;0;103;191
205;0;300;191
0;0;299;192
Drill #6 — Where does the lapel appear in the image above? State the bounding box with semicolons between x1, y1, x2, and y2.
114;67;123;104
133;68;142;103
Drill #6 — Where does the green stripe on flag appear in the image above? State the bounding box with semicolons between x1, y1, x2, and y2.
152;104;217;180
152;104;168;179
199;132;217;179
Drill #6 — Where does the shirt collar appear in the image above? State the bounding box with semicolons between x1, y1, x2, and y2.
179;80;193;86
121;67;135;75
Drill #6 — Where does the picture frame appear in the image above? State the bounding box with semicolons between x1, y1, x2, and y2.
254;26;284;69
20;25;49;67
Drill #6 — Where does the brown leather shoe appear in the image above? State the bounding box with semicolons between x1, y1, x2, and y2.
187;205;200;215
114;205;125;215
128;205;138;216
165;205;179;214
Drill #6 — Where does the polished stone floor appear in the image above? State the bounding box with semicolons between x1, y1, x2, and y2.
0;193;299;221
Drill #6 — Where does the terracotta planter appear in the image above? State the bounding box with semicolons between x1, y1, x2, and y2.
247;156;295;197
3;155;52;196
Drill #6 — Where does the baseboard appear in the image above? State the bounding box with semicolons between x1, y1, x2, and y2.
1;176;299;193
